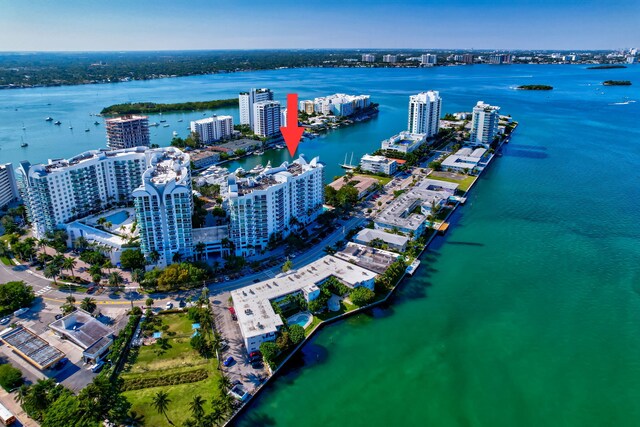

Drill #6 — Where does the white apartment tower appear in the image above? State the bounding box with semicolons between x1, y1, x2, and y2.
226;156;324;256
0;163;20;210
383;54;397;63
362;54;376;62
470;101;501;144
253;101;282;137
421;54;437;65
408;91;442;137
239;88;274;129
190;115;233;144
132;149;193;267
105;115;150;150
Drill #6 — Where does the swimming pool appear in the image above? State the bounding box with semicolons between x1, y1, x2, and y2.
287;312;313;328
104;210;129;225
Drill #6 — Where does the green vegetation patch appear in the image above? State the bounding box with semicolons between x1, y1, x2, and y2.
428;173;477;192
122;368;208;391
101;98;238;115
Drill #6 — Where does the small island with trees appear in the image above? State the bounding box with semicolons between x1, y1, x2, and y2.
517;85;553;90
587;65;627;70
603;80;632;86
101;98;237;115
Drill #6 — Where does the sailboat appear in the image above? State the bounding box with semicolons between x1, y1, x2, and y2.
340;152;356;170
22;122;26;130
20;137;28;148
45;117;53;122
69;122;73;130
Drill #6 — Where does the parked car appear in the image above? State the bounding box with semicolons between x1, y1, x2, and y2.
219;340;229;351
228;307;237;321
54;314;63;320
0;317;10;325
90;361;104;373
249;351;262;362
165;302;173;310
13;308;29;317
223;356;235;367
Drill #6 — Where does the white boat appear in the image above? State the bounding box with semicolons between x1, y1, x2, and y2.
45;117;53;122
405;260;421;276
172;131;178;136
275;144;285;150
163;124;170;127
54;120;62;125
249;164;265;174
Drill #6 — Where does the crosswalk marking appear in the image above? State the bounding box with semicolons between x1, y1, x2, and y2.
35;286;52;296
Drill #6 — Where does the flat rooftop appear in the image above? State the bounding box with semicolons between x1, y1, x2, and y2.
229;156;322;196
49;310;113;351
0;326;65;369
354;228;409;247
328;175;378;196
231;255;378;339
335;242;401;274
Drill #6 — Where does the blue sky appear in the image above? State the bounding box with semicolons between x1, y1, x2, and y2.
0;0;638;51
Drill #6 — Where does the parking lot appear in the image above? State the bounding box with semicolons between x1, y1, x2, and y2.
211;292;267;396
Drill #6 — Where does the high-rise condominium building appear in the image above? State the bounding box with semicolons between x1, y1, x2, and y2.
362;54;376;62
17;147;192;267
190;115;233;144
383;54;397;63
239;88;274;129
470;101;501;144
226;156;324;256
105;115;150;150
132;149;193;267
408;91;442;137
253;101;282;137
489;54;512;64
421;54;437;65
0;163;19;210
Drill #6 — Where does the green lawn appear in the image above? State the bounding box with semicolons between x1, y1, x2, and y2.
121;312;221;426
428;173;476;192
355;173;392;185
0;256;12;266
123;363;221;427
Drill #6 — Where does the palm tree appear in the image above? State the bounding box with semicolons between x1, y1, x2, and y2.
195;242;206;261
189;395;206;419
62;257;77;277
14;384;30;405
103;260;114;274
43;264;61;284
208;405;226;426
148;250;160;265
132;268;145;286
80;297;97;313
108;271;123;287
52;254;65;269
122;411;145;427
66;295;76;305
74;236;89;252
37;238;48;255
151;391;173;425
217;374;233;393
172;252;182;263
36;252;49;266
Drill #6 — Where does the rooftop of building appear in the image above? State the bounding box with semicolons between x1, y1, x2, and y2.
228;155;322;196
354;228;410;247
410;91;441;102
231;255;378;339
382;131;427;146
191;115;232;125
105;115;148;124
328;175;378;196
190;150;221;161
148;149;190;185
0;325;65;369
32;146;150;174
361;154;396;164
334;242;401;274
49;309;114;351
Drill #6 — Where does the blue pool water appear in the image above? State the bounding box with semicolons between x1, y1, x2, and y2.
103;210;129;225
288;312;312;328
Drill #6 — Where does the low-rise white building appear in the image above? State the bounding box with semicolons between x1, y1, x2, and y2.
190;151;221;169
231;255;378;353
381;131;427;154
354;228;409;252
360;154;397;175
441;147;488;173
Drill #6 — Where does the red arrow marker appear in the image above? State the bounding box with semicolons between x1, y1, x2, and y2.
280;93;304;157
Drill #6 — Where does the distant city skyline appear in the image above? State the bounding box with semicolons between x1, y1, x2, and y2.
0;0;638;51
